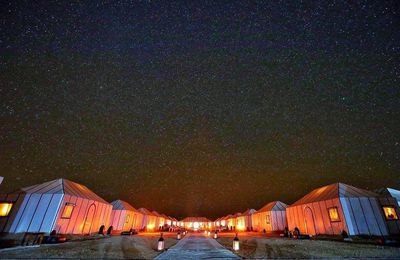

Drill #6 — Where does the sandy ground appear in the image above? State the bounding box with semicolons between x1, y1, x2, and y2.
0;232;178;259
217;233;400;259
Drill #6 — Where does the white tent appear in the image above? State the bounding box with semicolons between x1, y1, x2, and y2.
138;208;157;231
252;201;288;232
109;200;144;233
236;209;256;231
0;178;112;234
152;211;165;229
287;183;400;236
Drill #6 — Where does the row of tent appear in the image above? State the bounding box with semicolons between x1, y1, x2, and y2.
0;179;179;235
214;183;400;237
1;178;400;238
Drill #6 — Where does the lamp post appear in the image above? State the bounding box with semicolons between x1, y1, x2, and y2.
157;233;165;251
233;233;239;251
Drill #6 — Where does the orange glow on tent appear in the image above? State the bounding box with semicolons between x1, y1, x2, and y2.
147;224;155;230
61;204;75;219
0;203;13;217
383;207;398;220
328;207;340;222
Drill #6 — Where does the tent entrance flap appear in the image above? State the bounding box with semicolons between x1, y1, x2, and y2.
83;204;96;234
304;207;317;235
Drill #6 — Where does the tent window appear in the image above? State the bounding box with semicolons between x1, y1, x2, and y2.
0;202;13;217
61;203;75;219
265;214;270;224
328;207;340;222
382;206;398;220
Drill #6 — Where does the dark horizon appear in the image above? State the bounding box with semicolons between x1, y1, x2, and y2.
1;1;399;220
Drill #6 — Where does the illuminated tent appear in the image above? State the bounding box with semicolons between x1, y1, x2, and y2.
376;188;400;207
287;183;400;236
235;209;256;231
181;217;212;230
252;201;288;232
109;200;144;233
171;217;178;226
0;178;112;234
138;208;157;231
152;211;165;229
214;217;222;228
161;214;171;226
220;215;229;228
226;214;236;229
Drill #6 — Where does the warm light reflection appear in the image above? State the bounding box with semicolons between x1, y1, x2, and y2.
328;207;340;222
0;203;13;217
147;224;155;230
193;222;199;230
383;206;399;220
61;203;75;219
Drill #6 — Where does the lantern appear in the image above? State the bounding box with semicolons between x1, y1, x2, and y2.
157;233;165;251
204;230;207;235
214;231;218;239
233;233;239;251
207;231;210;236
177;232;181;240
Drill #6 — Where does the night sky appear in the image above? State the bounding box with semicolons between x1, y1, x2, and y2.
1;1;399;219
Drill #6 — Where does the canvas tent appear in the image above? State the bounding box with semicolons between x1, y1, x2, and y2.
252;201;288;232
286;183;400;236
161;214;171;226
152;211;165;229
138;208;157;231
0;178;112;234
376;188;400;207
236;209;256;231
109;200;144;233
226;214;236;230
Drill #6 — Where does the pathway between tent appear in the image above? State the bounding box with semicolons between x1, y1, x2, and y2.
156;232;240;259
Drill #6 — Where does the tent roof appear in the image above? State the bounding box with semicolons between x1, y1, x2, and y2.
161;214;170;219
138;208;155;216
291;183;381;207
181;217;211;223
110;200;141;213
257;201;288;213
376;188;400;202
241;209;257;216
152;211;163;217
19;178;109;204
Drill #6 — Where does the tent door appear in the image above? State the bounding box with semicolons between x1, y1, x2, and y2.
304;207;317;235
82;204;96;234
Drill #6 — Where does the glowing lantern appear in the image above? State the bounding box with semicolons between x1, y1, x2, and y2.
157;233;165;251
233;233;239;251
204;230;207;235
207;231;210;236
177;232;181;240
214;231;218;239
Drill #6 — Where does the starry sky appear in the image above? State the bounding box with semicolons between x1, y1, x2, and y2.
0;1;399;219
